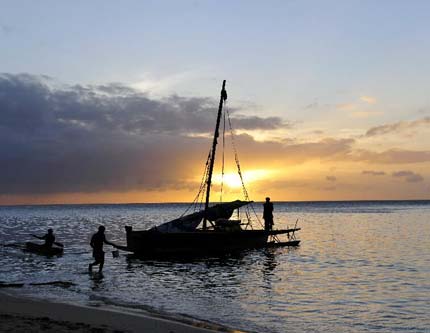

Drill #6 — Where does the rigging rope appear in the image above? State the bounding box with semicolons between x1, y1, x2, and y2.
181;96;265;231
181;149;212;217
225;103;265;229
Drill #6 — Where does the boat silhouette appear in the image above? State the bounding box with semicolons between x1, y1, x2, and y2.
121;81;300;256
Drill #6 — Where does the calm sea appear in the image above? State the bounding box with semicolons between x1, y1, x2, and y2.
0;201;429;332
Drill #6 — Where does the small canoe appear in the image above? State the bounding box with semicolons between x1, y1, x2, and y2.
25;242;64;256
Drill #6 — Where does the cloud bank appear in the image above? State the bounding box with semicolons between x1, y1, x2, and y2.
1;73;429;200
0;73;287;194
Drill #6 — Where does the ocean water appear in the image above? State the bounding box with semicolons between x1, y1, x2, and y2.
0;201;429;332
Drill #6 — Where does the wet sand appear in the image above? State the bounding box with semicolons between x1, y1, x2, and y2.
0;291;236;333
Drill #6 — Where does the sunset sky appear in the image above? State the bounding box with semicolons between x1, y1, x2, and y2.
1;1;430;204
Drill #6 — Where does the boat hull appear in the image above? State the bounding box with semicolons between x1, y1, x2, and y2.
25;242;63;256
125;227;271;255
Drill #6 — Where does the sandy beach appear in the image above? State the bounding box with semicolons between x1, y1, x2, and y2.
0;291;236;333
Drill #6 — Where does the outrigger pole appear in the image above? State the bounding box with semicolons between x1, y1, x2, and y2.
203;80;227;230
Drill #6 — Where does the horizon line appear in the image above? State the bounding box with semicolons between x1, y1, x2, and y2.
1;198;430;208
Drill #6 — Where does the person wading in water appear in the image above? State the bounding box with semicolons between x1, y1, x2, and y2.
89;226;117;273
263;197;274;231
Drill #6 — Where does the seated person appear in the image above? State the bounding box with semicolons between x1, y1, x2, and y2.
32;228;55;248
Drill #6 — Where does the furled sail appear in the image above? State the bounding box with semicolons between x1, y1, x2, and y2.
153;200;252;233
152;211;203;233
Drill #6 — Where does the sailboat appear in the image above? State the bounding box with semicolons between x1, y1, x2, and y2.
122;80;300;256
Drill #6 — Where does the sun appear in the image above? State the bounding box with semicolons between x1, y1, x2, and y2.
220;173;243;188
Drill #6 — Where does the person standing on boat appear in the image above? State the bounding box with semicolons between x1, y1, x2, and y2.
32;228;55;248
89;226;116;273
263;197;274;231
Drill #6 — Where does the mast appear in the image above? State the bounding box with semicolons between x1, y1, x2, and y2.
203;80;227;230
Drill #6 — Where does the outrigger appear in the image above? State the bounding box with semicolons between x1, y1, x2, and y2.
120;81;300;256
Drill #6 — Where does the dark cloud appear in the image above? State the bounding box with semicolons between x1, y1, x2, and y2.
326;176;337;182
392;171;424;183
362;170;386;176
0;73;291;194
365;117;430;137
0;73;285;137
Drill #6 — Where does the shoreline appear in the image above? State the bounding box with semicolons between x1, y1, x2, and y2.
0;291;241;333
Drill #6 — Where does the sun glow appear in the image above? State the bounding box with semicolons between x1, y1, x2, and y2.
212;169;273;188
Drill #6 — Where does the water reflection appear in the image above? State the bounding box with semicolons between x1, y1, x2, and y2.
262;248;278;277
124;253;251;296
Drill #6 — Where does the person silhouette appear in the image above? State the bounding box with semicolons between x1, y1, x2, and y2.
89;226;116;273
32;229;55;248
263;197;274;231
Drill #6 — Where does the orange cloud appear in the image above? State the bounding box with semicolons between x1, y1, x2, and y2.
336;103;356;111
360;95;377;104
353;148;430;164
